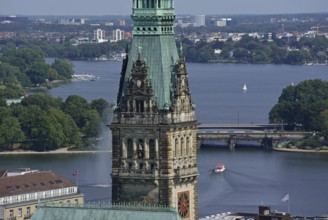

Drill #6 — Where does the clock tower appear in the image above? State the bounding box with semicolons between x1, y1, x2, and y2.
109;1;199;220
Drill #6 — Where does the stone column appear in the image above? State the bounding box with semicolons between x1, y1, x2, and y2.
155;138;159;159
133;138;137;158
144;138;149;159
122;138;127;158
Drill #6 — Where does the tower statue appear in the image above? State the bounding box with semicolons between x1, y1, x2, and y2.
109;1;199;219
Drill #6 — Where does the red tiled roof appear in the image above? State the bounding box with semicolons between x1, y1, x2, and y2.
0;171;76;198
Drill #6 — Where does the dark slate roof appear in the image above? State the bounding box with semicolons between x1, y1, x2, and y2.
0;171;76;197
122;35;179;109
31;203;182;220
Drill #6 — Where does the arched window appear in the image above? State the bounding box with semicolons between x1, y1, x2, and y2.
186;137;190;156
136;100;144;112
181;137;184;157
149;139;156;159
175;138;179;157
137;139;144;159
129;100;133;112
127;139;133;158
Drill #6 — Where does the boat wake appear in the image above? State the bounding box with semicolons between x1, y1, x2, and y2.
80;184;112;188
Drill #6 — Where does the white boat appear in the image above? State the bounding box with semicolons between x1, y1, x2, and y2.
214;163;225;173
72;73;100;81
242;83;247;93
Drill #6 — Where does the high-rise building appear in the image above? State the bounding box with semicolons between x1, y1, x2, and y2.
109;0;199;220
193;15;206;27
94;29;108;43
112;29;125;42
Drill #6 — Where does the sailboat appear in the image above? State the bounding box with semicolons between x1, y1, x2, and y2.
242;83;248;93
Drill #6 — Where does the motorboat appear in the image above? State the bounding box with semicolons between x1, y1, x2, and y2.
214;163;225;173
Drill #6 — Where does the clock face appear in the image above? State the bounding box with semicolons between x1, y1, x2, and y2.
178;191;190;218
137;80;141;87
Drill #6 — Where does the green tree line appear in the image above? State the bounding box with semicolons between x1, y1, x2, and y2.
0;47;74;99
0;94;110;152
1;37;127;60
182;34;328;64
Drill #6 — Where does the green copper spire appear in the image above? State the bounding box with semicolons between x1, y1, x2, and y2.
118;0;179;110
132;0;175;36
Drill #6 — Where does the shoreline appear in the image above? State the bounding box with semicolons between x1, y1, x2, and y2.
273;147;328;154
0;147;111;155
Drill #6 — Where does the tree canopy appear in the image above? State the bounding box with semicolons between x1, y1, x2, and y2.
0;94;110;151
269;79;328;132
0;47;74;98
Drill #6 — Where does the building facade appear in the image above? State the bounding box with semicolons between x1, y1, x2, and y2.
109;0;199;220
94;29;108;43
193;15;206;27
112;29;125;42
0;169;84;220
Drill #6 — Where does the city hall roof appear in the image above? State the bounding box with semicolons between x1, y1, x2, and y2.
31;203;182;220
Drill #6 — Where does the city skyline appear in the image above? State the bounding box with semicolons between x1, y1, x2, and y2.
0;0;327;16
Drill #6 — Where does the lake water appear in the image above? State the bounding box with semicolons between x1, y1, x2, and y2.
1;60;328;217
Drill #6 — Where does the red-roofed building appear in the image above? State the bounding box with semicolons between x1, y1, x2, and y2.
0;168;84;220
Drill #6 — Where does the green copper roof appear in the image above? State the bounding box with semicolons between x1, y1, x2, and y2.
122;35;179;109
31;203;182;220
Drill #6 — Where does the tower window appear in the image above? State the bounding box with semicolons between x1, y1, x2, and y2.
186;137;190;156
149;139;156;159
181;137;184;157
137;139;144;158
127;139;133;158
136;100;144;112
175;138;179;157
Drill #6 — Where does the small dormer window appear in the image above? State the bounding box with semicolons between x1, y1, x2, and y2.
7;186;14;192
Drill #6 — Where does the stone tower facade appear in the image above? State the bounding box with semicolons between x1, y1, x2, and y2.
109;1;199;219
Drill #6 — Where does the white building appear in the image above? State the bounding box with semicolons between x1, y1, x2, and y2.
216;18;232;27
193;15;206;27
112;29;125;42
94;29;108;43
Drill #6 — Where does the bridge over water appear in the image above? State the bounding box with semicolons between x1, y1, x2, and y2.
198;123;285;130
196;123;312;149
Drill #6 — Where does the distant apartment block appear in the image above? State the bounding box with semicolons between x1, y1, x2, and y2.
175;19;192;28
0;168;84;220
112;29;125;42
216;18;232;27
58;18;85;25
119;20;126;26
0;16;28;24
105;22;114;26
94;29;108;43
193;15;206;27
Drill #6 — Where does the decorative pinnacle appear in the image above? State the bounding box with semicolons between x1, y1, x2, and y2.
137;44;142;56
